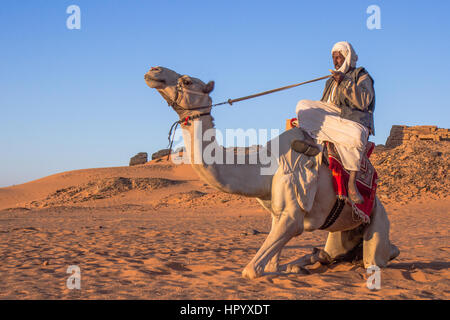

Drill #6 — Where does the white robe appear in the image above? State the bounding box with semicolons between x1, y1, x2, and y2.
295;99;369;171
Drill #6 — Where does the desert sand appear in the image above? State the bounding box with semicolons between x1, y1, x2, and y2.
0;142;449;300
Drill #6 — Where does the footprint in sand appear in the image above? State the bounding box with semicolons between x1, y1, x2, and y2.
139;257;191;276
164;262;191;272
13;227;39;233
408;270;429;282
328;263;355;272
387;269;435;283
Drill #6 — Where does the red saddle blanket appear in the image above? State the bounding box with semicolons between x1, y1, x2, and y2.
326;141;378;223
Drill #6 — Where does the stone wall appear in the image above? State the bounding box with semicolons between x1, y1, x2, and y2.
385;125;450;148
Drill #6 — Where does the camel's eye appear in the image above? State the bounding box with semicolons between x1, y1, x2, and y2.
182;79;192;86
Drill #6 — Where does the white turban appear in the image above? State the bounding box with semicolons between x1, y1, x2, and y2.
331;41;358;74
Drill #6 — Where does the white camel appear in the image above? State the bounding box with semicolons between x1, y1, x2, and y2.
144;66;399;279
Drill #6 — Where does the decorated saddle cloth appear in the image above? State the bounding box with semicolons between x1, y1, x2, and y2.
325;141;377;223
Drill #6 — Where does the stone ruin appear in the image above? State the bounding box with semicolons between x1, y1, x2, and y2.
385;125;450;148
151;149;171;160
129;152;148;166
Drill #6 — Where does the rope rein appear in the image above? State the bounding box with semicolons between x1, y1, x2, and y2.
166;112;211;159
165;74;331;160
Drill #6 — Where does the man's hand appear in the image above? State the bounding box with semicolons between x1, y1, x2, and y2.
329;70;345;84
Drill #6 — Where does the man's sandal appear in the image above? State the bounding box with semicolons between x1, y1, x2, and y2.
290;140;320;157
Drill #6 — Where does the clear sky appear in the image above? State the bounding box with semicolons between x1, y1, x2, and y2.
1;0;449;187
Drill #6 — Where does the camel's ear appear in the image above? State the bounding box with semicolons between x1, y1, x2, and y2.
203;81;215;94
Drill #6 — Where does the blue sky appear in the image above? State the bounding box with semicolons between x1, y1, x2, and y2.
1;0;449;187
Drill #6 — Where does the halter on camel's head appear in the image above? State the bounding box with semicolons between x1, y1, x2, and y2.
144;66;215;120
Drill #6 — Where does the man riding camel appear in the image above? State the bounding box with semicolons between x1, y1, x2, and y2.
291;41;375;204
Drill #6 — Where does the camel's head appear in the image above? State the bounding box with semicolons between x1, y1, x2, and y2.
174;75;215;113
145;66;215;118
144;66;181;89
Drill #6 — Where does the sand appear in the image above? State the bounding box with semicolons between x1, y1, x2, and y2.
0;158;449;300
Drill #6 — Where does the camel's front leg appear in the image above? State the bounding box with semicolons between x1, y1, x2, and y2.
255;198;280;273
243;196;304;279
264;216;281;273
242;170;305;279
265;251;281;273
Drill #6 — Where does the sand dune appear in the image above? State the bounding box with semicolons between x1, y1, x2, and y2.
0;150;449;299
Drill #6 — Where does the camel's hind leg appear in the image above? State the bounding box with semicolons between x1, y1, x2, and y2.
322;197;399;267
362;197;400;268
323;226;364;262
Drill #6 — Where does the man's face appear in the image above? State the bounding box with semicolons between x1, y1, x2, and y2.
332;51;345;70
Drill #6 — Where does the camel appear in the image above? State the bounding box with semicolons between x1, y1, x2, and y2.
144;66;400;279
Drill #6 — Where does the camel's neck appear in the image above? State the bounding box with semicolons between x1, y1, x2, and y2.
179;114;273;198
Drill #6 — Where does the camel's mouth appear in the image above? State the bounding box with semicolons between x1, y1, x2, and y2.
145;75;165;83
144;74;167;88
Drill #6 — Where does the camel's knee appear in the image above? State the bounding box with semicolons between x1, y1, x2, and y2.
363;234;399;268
270;206;304;237
279;215;304;238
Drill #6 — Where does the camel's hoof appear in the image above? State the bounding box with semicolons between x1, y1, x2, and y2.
242;265;260;279
286;264;311;274
389;244;400;261
311;247;333;265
